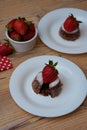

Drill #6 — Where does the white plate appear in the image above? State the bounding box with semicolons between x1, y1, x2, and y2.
9;55;87;117
38;8;87;54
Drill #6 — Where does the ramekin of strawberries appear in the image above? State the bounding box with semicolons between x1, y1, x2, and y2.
5;17;38;52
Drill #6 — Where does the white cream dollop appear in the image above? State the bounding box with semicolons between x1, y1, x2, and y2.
36;72;43;85
49;77;59;89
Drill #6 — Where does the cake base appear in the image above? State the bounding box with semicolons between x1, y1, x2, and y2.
59;27;80;41
32;79;62;98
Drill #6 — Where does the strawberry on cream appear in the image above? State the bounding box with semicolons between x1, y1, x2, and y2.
36;71;60;89
59;14;82;41
61;24;79;34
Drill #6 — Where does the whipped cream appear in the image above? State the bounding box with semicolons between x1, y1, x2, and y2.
61;24;79;34
36;72;43;85
49;77;59;89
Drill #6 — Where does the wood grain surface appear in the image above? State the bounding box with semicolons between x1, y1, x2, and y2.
0;0;87;130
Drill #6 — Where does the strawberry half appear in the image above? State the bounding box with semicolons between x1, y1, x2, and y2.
0;41;13;56
42;60;58;83
64;14;82;32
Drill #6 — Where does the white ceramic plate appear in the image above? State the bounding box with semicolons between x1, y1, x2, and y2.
9;55;87;117
38;8;87;54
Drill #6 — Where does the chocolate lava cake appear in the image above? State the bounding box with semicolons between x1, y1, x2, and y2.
59;14;82;41
32;60;62;98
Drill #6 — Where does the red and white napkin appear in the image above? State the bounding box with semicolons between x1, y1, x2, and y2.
0;55;13;71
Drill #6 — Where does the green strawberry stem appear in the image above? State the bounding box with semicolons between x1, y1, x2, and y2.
69;14;82;25
18;17;33;25
27;21;33;25
46;60;58;72
18;17;26;21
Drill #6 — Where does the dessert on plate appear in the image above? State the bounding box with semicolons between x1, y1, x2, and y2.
59;14;82;41
32;60;62;98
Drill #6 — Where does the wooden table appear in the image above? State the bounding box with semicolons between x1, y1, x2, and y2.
0;0;87;130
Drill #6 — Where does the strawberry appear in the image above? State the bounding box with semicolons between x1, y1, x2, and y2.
13;17;28;35
64;14;82;32
23;22;35;41
42;60;58;83
29;23;35;32
0;56;13;71
23;31;35;41
0;41;13;56
6;18;17;32
9;31;21;41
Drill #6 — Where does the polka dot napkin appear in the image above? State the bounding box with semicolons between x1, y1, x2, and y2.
0;55;13;71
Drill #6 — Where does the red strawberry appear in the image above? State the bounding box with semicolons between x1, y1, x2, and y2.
9;31;21;41
13;17;28;35
42;60;58;83
0;56;13;71
23;31;35;41
29;23;35;32
64;14;82;32
23;21;35;41
6;18;17;32
0;41;13;56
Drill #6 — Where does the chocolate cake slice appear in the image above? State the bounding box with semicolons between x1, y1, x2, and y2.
59;26;80;41
32;60;62;98
32;75;62;98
